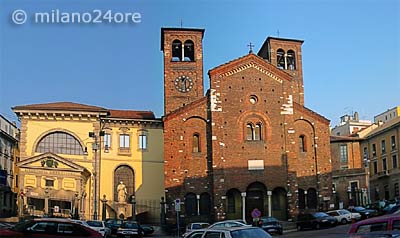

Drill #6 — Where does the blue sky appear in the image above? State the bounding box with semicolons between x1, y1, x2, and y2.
0;0;399;126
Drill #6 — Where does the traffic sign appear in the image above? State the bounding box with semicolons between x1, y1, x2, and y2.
251;208;261;218
175;198;181;212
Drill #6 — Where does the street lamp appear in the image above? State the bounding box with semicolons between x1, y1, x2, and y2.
101;195;107;221
86;131;105;220
130;195;136;221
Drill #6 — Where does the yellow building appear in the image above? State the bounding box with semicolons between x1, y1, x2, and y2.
13;102;164;222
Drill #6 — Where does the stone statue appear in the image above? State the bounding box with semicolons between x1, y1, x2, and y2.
117;181;127;203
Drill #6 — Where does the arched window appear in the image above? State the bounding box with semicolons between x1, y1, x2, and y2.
172;40;182;61
36;131;84;155
185;193;197;216
184;40;194;61
193;133;200;153
246;123;254;140
287;50;296;70
299;135;307;152
227;190;236;213
277;49;285;69
246;123;262;141
254;123;262;140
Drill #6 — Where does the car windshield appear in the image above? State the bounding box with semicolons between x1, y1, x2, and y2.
231;228;270;238
341;210;350;214
10;220;34;232
87;221;102;227
314;212;329;218
261;217;278;223
121;222;139;229
354;206;366;211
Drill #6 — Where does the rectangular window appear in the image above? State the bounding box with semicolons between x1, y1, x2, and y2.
45;179;54;187
393;155;398;169
350;181;358;191
373;161;378;174
392;136;396;150
372;144;377;156
381;140;386;154
383;158;387;171
139;134;147;150
119;134;130;148
104;133;111;149
395;183;400;197
340;144;348;163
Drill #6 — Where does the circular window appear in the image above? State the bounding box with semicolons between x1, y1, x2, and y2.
249;95;258;104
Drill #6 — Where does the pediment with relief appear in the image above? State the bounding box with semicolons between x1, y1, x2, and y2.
17;152;88;173
209;54;292;84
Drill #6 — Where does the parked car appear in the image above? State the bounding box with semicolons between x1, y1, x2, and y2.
86;220;111;238
141;224;154;236
0;218;102;237
326;209;362;224
70;219;90;227
259;216;283;235
185;222;210;233
182;226;272;238
348;206;379;219
105;219;123;236
385;204;400;215
208;220;251;228
296;212;337;231
116;221;143;238
348;213;400;236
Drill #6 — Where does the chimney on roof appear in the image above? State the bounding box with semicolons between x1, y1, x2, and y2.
354;112;359;121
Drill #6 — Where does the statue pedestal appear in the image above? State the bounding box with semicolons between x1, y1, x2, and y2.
115;202;129;220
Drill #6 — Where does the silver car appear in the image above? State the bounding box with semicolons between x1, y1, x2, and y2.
208;220;251;229
86;220;111;238
183;226;272;238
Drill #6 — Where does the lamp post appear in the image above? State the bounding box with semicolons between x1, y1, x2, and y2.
131;195;136;221
160;197;166;225
347;187;352;207
85;131;105;220
101;195;107;221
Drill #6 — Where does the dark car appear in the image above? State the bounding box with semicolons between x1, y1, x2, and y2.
141;224;154;236
116;221;143;238
0;218;102;237
105;219;123;235
259;216;283;235
296;212;337;231
349;206;379;219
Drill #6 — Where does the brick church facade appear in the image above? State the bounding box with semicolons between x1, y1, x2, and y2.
161;28;332;222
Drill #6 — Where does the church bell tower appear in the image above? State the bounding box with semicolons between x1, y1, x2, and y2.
161;28;205;115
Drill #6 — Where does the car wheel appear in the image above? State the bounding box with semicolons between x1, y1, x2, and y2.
341;218;347;225
297;225;302;231
315;223;320;230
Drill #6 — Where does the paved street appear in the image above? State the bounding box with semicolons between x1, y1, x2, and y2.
280;224;351;238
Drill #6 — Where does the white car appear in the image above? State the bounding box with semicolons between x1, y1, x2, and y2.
326;209;361;224
86;220;111;238
70;219;90;227
208;220;251;229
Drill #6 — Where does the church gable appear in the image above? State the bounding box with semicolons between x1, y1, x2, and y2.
17;152;87;172
208;53;292;83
